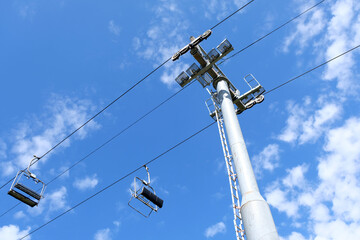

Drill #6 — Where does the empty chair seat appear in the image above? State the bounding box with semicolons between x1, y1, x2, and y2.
140;187;163;208
14;183;41;200
8;189;37;207
128;166;164;217
8;157;46;207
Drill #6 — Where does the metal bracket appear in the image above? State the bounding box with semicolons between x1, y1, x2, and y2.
172;30;212;61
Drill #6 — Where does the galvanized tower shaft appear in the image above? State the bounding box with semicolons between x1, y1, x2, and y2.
209;96;245;240
173;31;279;240
215;79;279;240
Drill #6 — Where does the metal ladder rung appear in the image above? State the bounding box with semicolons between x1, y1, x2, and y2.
213;104;245;240
229;174;237;179
237;226;244;230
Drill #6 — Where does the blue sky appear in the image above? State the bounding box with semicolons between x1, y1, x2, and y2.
1;0;360;239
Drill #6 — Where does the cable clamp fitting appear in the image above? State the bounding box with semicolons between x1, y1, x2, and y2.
172;30;212;61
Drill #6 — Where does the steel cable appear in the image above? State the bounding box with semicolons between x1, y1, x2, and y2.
0;0;254;191
0;58;171;190
17;42;360;240
210;0;256;30
265;44;360;95
218;0;327;65
19;121;216;240
0;81;196;218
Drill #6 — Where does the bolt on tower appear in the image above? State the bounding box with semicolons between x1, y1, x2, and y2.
172;31;279;240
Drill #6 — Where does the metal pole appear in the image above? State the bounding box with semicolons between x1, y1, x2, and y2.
216;79;279;240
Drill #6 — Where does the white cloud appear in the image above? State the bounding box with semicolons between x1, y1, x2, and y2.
204;221;226;238
277;100;309;143
284;0;360;92
265;186;300;218
316;117;360;222
253;144;280;175
0;139;7;158
212;191;225;200
108;20;120;36
132;37;141;50
0;95;100;177
16;2;36;19
160;62;189;89
265;164;309;219
132;0;190;88
280;231;306;240
233;0;247;8
94;228;111;240
203;0;247;21
73;174;99;191
48;165;70;179
313;219;360;240
13;210;26;220
27;186;68;217
0;225;31;240
278;99;342;145
113;221;121;228
272;1;360;238
0;161;16;177
133;0;188;63
47;186;68;212
269;116;360;239
322;0;360;92
299;103;342;144
282;164;308;189
283;8;325;53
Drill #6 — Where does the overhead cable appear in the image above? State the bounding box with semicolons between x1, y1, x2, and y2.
18;43;360;240
0;58;171;191
265;44;360;95
0;0;254;191
19;121;216;240
32;58;172;165
219;0;327;65
28;0;255;167
0;81;195;218
210;0;256;30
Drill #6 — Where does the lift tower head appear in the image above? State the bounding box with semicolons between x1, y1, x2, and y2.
173;31;279;240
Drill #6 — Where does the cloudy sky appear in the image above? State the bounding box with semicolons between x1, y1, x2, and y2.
0;0;359;239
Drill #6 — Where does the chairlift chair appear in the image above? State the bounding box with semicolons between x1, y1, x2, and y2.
8;156;46;207
128;166;164;217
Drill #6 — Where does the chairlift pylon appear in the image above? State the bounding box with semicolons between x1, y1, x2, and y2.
8;155;46;207
128;165;164;217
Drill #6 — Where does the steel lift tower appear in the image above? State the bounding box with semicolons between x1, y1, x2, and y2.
172;31;279;240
